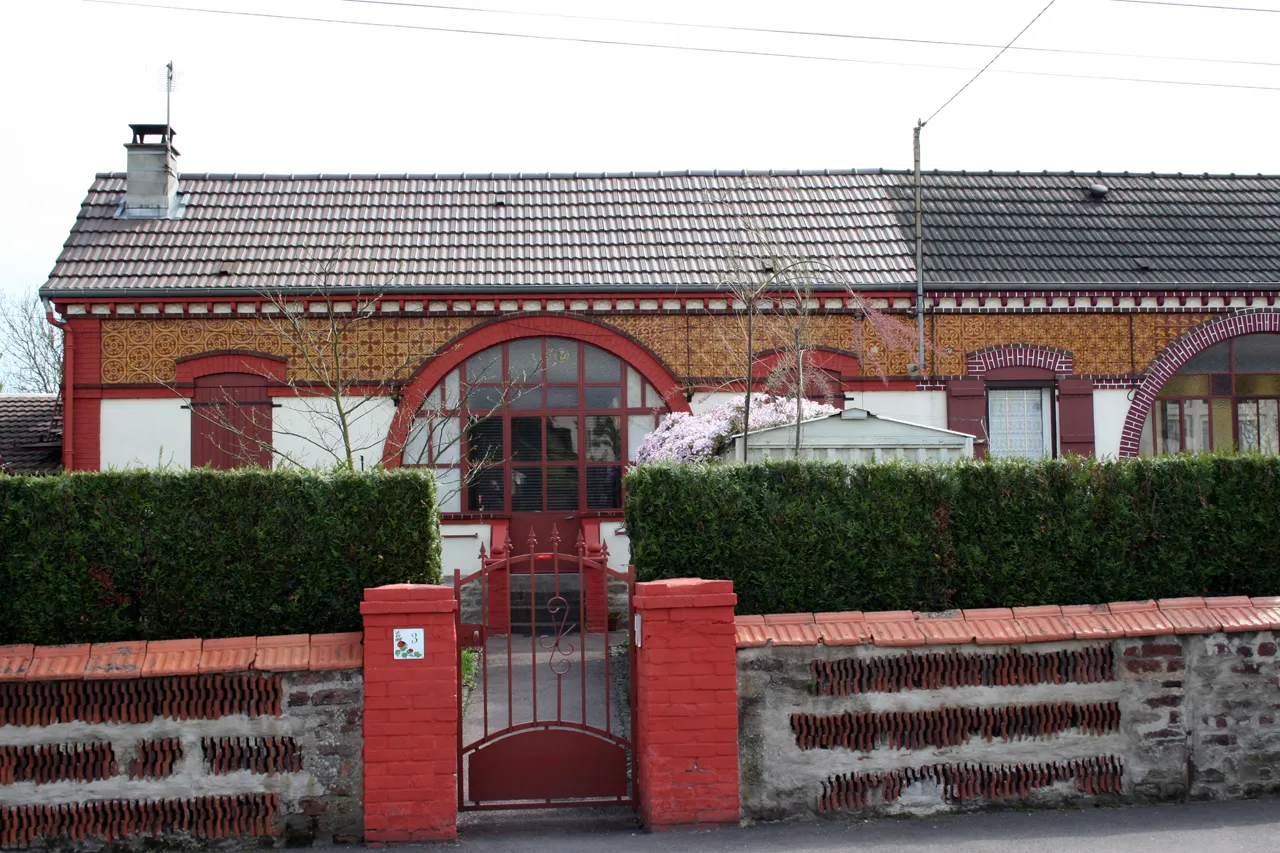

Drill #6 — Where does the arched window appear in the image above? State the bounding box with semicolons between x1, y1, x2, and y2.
1139;333;1280;455
402;338;669;521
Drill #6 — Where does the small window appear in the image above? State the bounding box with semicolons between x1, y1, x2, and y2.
987;387;1054;459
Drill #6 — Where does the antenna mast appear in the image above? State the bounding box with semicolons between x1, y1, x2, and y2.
913;120;925;376
165;60;174;162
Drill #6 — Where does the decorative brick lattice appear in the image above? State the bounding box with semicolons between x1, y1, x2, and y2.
812;647;1115;697
0;743;117;785
0;674;282;726
202;737;302;776
966;344;1074;377
818;757;1124;811
791;701;1121;751
127;738;182;780
0;794;279;848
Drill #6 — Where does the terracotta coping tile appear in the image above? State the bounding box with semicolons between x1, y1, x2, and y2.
0;645;34;681
1012;605;1063;618
1203;596;1254;608
735;622;770;649
1250;596;1280;608
1108;600;1157;614
814;611;865;623
763;613;815;625
1158;597;1207;610
199;637;257;674
26;645;91;681
310;633;364;671
867;620;925;648
85;642;147;679
1013;615;1074;643
817;621;873;646
1109;609;1175;638
255;635;311;672
1208;606;1272;633
1252;606;1280;631
142;639;202;677
969;619;1027;645
962;608;1015;620
1160;608;1222;635
735;615;766;625
864;610;917;623
916;617;976;645
1059;608;1125;640
766;623;822;646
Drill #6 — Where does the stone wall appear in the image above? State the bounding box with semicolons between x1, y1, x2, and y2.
736;599;1280;821
0;634;363;848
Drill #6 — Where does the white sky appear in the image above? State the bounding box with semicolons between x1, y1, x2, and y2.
0;0;1277;303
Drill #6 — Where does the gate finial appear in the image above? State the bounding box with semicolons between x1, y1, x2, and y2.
550;525;561;552
503;531;514;558
575;529;585;557
479;542;488;562
526;527;538;554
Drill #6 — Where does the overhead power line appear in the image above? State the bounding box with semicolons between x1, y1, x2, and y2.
335;0;1280;69
1114;0;1280;11
85;0;1280;94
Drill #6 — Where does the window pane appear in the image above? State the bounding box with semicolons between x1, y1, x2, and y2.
467;468;503;512
626;367;643;408
987;388;1046;459
628;414;654;462
546;339;578;382
403;419;430;465
1260;399;1280;454
584;345;620;381
585;387;621;409
586;466;622;510
1232;334;1280;372
507;386;542;410
467;386;502;413
1139;411;1155;457
586;416;622;461
508;338;543;382
1178;342;1229;373
546;416;579;461
1183;399;1210;453
1159;400;1180;453
444;369;461;410
1212;398;1234;451
467;417;504;466
1235;375;1280;396
466;347;502;384
1157;375;1209;398
1211;374;1232;397
511;467;543;511
547;466;579;510
644;381;661;408
1238;401;1260;452
511;417;542;462
433;416;461;465
434;467;461;513
546;387;579;409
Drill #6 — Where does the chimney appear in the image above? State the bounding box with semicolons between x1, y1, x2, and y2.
122;123;181;218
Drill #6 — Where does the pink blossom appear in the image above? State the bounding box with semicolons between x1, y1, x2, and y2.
635;394;838;464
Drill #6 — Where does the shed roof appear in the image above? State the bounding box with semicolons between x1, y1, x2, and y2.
0;394;63;474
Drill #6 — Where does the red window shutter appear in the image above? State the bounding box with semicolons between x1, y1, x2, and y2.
1057;377;1095;457
946;379;987;459
191;373;273;469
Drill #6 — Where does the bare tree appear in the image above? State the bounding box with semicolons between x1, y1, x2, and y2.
0;289;63;394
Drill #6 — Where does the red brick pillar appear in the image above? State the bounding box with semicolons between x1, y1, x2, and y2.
632;578;739;830
360;584;458;844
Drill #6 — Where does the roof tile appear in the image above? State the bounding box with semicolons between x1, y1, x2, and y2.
1060;605;1125;640
0;645;34;681
867;620;926;648
143;639;202;677
255;634;311;671
199;637;257;674
310;633;364;670
26;644;91;681
85;642;147;679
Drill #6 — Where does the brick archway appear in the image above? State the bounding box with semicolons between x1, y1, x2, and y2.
383;315;690;467
966;345;1074;378
1118;310;1280;457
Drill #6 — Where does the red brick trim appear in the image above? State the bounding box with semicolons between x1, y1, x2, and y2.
967;345;1074;378
174;350;288;384
383;315;690;467
1118;309;1280;457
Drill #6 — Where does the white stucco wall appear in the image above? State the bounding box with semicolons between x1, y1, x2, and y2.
99;398;190;469
687;391;738;414
844;390;948;430
601;520;631;571
1093;389;1134;459
272;396;397;470
440;522;491;578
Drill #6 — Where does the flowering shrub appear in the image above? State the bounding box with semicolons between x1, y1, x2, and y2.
635;394;838;464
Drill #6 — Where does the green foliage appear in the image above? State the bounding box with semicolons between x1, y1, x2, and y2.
623;456;1280;615
0;468;441;644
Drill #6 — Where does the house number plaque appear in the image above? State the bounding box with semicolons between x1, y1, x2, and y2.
394;628;424;659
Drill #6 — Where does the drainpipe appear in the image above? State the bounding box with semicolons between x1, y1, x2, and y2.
42;298;72;470
913;121;926;376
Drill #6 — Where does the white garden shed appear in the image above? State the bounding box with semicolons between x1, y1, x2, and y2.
726;408;974;464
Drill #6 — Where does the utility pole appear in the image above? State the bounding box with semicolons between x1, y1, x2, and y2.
913;120;926;377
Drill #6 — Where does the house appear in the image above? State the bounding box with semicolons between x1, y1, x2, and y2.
36;124;1280;570
0;394;63;474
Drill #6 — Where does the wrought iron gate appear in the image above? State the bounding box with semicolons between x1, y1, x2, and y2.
454;528;635;810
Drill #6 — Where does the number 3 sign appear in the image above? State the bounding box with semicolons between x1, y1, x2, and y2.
393;628;424;659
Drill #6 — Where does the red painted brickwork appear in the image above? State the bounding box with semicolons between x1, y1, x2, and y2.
360;584;458;843
633;578;739;830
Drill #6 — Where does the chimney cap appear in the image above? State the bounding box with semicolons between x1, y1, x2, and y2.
127;123;179;153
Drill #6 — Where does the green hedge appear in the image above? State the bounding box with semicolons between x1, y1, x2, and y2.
623;456;1280;616
0;469;441;645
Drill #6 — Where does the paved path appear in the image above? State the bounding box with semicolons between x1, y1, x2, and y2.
343;799;1278;852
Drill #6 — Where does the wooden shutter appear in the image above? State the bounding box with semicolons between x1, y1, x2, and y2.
1057;377;1095;457
191;373;273;469
946;379;988;459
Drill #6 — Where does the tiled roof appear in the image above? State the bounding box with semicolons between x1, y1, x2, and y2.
39;169;1280;296
0;395;62;475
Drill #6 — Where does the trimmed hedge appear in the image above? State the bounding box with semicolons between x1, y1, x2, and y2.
0;469;441;645
623;456;1280;616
